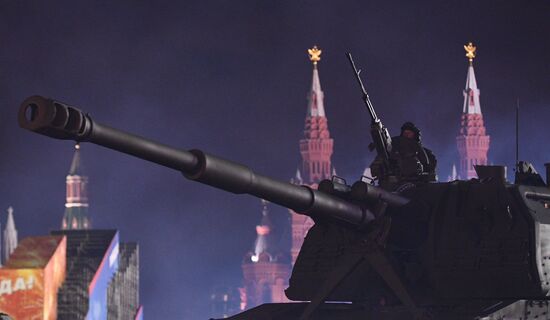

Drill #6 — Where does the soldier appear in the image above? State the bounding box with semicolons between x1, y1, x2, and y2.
370;122;437;189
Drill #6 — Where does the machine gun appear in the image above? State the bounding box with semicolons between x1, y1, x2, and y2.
346;53;394;182
17;95;550;320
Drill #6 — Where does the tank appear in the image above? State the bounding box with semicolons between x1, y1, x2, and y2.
18;95;550;320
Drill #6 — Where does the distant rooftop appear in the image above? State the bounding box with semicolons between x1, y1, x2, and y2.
4;235;65;268
51;229;118;273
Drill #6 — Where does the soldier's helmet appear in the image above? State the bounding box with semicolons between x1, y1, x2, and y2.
400;122;421;142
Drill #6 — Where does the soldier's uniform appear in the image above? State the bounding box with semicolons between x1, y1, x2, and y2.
370;122;437;190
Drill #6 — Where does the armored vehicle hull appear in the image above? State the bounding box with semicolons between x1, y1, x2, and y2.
18;96;550;319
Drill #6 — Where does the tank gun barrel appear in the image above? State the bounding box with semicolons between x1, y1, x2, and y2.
18;95;382;227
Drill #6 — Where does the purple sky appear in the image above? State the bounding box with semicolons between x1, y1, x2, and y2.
1;1;549;318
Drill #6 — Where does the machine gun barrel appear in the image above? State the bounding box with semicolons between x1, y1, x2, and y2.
17;95;390;227
346;52;378;124
346;53;393;177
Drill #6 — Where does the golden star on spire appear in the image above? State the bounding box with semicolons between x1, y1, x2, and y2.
464;42;476;64
308;46;322;66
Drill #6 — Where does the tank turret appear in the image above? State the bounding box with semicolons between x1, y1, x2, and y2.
18;95;550;320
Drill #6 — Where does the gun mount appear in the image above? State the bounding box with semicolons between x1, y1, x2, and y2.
18;95;550;320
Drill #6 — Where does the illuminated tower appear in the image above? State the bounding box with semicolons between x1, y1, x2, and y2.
456;42;490;179
290;46;334;265
3;206;18;263
62;144;91;230
241;200;290;310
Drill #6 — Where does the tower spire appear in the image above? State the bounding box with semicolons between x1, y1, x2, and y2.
62;143;91;229
456;42;490;179
463;42;481;115
306;46;326;117
3;206;18;263
251;200;273;263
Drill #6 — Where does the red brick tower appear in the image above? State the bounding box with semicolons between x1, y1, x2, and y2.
290;46;334;265
241;200;290;310
456;42;490;179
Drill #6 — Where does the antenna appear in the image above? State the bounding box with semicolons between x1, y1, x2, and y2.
515;98;520;171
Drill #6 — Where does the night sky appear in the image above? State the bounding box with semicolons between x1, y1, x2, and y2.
1;1;549;319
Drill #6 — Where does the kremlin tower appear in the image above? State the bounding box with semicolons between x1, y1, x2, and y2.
241;200;290;309
62;144;91;230
290;46;334;264
239;46;334;309
456;42;490;179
